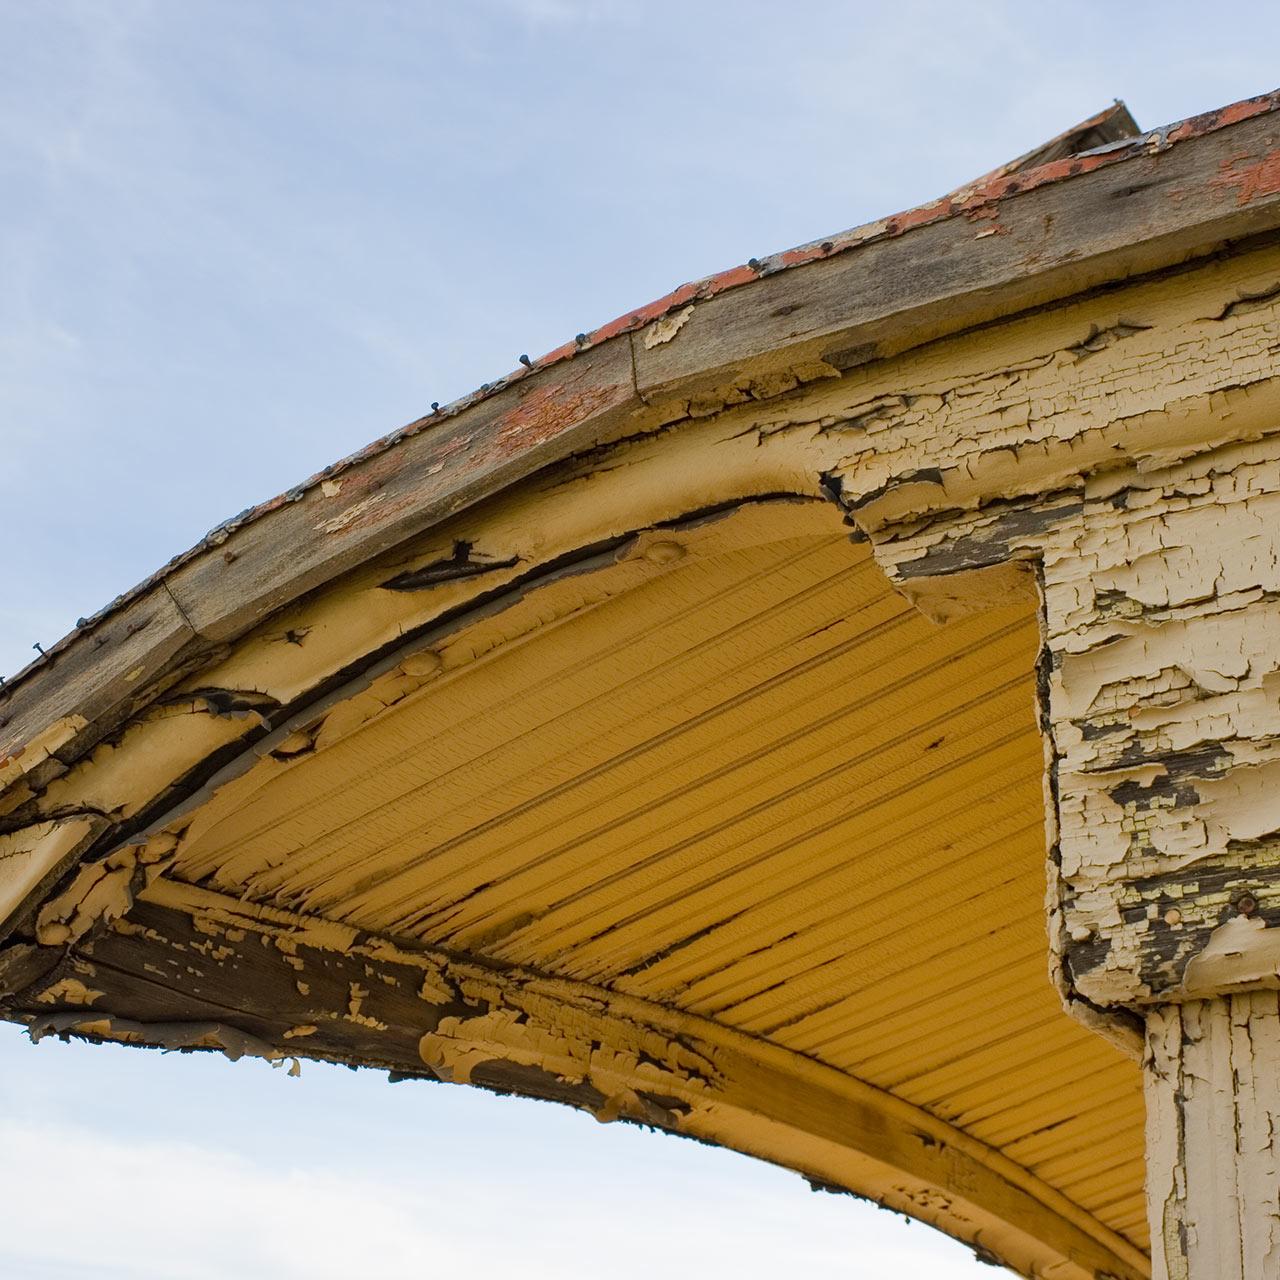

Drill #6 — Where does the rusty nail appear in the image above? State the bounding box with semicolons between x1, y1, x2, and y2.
747;257;762;271
518;354;532;368
32;642;45;655
431;402;439;412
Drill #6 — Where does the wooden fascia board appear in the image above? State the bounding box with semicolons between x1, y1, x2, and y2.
3;89;1280;786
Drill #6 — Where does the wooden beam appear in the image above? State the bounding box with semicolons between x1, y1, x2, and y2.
8;879;1149;1280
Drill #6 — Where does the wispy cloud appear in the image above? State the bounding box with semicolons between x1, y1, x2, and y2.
0;1117;456;1279
0;1101;987;1279
484;0;636;26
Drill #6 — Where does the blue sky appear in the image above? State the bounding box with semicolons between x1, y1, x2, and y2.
2;2;1278;1274
1;1033;984;1279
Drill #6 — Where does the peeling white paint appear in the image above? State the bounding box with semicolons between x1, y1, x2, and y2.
643;305;695;349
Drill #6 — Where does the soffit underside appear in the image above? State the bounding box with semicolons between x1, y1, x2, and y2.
66;499;1146;1250
12;100;1280;1277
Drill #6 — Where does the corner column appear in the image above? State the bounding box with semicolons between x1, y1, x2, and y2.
1145;994;1280;1278
1045;439;1280;1279
856;431;1280;1278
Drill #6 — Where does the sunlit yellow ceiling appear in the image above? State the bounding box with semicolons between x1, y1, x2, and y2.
167;499;1146;1250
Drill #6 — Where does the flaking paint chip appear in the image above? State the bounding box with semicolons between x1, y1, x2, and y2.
643;305;695;349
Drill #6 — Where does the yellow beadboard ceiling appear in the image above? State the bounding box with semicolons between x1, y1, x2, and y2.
16;102;1280;1278
165;500;1146;1250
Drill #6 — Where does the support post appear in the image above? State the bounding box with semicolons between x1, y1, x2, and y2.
1038;437;1280;1278
856;428;1280;1278
1145;995;1280;1279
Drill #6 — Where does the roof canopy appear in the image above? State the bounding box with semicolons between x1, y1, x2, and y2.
5;89;1280;1280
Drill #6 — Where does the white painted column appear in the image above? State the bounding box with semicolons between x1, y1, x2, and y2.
1145;993;1280;1279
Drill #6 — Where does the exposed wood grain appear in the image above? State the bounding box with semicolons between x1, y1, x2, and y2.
633;109;1280;407
0;338;644;777
0;586;200;786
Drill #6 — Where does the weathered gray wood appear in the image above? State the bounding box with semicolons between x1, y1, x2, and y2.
0;337;641;769
166;336;643;643
634;106;1280;404
0;588;199;778
987;101;1140;176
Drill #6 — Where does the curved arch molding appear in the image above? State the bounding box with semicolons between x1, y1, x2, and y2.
6;90;1280;1280
23;878;1147;1280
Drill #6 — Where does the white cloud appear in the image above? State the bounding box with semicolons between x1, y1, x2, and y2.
0;1110;990;1279
0;1118;451;1279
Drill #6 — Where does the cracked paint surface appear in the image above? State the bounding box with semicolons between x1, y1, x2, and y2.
5;109;1280;1280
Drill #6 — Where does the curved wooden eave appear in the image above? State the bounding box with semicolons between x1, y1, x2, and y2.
3;86;1280;779
4;88;1280;1280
